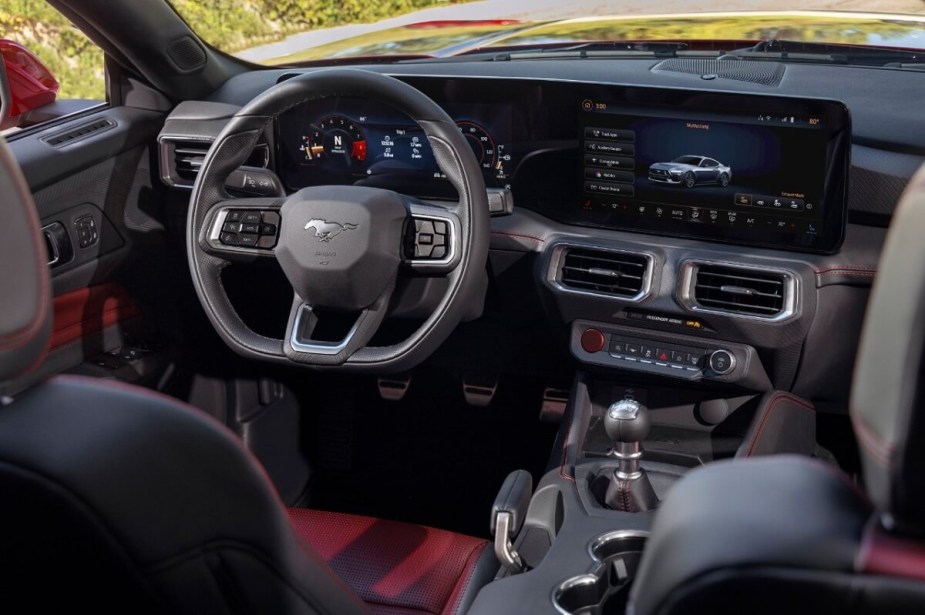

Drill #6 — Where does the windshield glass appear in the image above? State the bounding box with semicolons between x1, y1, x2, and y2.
168;1;925;66
673;156;702;165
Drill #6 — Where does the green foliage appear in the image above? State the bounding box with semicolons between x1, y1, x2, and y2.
0;0;104;100
169;0;468;52
0;0;465;102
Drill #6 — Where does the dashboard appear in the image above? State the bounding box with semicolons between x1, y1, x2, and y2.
275;78;850;254
158;57;915;399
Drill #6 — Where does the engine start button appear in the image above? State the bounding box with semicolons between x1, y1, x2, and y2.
580;328;606;353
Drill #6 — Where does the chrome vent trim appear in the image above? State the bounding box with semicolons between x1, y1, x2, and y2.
548;244;654;302
679;260;798;322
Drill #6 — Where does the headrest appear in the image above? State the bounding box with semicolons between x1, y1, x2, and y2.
0;137;51;384
851;162;925;535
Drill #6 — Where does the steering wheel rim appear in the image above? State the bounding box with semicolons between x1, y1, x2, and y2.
186;69;489;372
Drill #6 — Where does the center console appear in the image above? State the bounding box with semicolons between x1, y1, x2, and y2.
470;373;816;614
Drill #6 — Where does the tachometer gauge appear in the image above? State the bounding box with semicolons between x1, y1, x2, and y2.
299;115;367;168
456;121;497;173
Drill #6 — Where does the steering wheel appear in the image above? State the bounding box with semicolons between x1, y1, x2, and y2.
186;69;489;372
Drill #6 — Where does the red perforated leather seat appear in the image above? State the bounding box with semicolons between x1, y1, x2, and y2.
288;509;496;615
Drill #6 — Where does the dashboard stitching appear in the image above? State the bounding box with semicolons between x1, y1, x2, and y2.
744;393;814;457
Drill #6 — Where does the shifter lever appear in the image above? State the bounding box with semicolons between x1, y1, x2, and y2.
600;399;658;512
604;399;650;480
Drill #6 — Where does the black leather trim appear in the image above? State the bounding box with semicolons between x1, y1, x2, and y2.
851;160;925;525
735;391;816;458
629;456;872;615
0;376;369;614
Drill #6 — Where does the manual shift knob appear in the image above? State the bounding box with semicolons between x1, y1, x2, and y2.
604;399;650;444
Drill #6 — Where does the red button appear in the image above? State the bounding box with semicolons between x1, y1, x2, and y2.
580;328;605;353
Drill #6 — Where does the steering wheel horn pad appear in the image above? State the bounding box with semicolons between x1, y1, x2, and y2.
276;185;406;310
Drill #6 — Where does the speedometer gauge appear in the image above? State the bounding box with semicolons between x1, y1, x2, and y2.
456;121;497;173
299;115;367;168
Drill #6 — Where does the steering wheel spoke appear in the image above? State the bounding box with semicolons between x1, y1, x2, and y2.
201;197;284;258
285;281;393;365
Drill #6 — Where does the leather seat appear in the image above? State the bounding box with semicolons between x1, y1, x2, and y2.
627;163;925;614
0;136;496;613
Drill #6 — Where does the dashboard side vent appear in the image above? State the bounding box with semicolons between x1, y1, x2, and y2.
691;264;788;317
652;58;785;86
159;138;269;188
558;247;650;299
171;140;210;184
43;118;116;147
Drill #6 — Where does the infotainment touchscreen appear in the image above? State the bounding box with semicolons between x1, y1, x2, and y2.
577;90;849;254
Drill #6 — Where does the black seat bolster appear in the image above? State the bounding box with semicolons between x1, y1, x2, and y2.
0;375;369;615
628;455;872;615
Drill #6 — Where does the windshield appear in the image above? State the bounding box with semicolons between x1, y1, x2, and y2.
169;1;925;66
673;156;702;165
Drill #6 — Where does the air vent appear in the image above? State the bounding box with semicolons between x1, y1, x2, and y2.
689;263;792;318
159;138;269;188
557;247;651;300
43;118;116;147
652;58;785;86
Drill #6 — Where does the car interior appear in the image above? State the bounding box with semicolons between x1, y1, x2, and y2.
3;1;925;613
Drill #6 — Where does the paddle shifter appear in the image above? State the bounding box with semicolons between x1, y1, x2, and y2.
600;399;658;512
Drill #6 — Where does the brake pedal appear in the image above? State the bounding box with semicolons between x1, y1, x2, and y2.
462;373;498;407
377;373;411;401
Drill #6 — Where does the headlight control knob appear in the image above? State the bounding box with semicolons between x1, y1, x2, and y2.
708;349;736;375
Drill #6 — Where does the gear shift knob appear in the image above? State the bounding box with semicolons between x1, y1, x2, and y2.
604;399;650;444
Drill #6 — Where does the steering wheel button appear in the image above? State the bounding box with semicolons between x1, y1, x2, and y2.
242;212;261;224
431;246;446;259
220;232;239;246
261;211;281;225
225;211;242;222
238;233;259;247
419;233;434;245
223;222;242;233
241;223;260;234
259;223;277;236
415;244;434;258
434;221;447;235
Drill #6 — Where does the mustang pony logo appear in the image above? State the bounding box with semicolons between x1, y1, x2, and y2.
304;219;358;242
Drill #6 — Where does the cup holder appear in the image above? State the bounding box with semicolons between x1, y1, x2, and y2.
552;530;648;615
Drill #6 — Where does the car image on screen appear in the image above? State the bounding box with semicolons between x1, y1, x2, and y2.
648;155;732;188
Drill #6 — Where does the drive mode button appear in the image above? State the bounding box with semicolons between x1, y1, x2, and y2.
585;181;635;197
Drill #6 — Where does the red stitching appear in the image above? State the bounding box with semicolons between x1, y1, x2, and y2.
851;412;894;468
745;393;815;457
490;230;545;244
817;270;877;277
558;411;576;482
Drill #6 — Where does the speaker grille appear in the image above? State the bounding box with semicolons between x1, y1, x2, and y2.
167;36;207;71
652;58;784;86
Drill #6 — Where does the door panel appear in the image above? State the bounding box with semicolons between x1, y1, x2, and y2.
7;105;169;391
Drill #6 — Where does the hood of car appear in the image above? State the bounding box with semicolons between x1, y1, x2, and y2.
650;162;693;171
252;11;925;65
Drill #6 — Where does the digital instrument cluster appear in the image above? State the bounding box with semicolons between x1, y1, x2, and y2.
276;97;513;199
